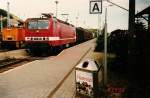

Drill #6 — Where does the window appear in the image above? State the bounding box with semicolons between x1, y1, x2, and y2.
28;21;37;29
28;20;49;29
38;20;49;29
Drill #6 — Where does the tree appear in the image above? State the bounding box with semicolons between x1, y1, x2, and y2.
95;26;109;52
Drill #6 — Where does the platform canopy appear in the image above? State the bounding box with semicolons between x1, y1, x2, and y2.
135;6;150;17
0;8;23;23
135;6;150;30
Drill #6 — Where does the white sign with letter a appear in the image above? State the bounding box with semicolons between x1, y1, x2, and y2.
90;0;102;14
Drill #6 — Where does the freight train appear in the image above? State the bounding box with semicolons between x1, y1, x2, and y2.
76;27;93;44
24;13;93;56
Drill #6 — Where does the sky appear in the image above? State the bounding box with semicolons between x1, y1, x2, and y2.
0;0;150;32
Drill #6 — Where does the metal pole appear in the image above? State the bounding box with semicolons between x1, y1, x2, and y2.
55;0;58;18
98;14;101;36
148;14;150;31
129;0;135;34
76;16;78;27
128;0;135;85
66;14;69;22
97;15;99;37
61;14;69;22
7;2;10;28
104;7;107;84
76;12;79;27
0;15;3;33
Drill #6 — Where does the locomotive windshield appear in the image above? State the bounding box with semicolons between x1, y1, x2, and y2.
28;20;49;29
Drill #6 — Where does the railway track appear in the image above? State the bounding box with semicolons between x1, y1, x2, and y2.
0;57;47;73
0;49;9;53
0;48;57;73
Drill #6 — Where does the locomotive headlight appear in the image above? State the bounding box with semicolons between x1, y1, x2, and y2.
36;30;39;32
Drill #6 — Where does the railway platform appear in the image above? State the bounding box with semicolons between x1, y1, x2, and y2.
0;39;103;98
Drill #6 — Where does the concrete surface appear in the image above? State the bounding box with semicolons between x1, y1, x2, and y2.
0;39;97;98
50;39;103;98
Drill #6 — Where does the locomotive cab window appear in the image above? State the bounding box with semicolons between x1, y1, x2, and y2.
28;20;49;29
28;21;37;29
38;20;49;29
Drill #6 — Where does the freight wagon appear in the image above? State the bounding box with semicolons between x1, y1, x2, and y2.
76;27;93;44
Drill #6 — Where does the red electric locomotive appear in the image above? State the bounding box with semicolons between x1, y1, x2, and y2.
24;13;76;55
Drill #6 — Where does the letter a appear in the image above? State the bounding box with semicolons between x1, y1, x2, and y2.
92;3;99;12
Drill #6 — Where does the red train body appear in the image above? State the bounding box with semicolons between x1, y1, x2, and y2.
24;14;76;55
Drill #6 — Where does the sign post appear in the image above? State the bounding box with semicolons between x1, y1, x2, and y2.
90;0;107;85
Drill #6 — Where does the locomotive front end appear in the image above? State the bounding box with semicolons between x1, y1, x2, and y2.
25;17;53;55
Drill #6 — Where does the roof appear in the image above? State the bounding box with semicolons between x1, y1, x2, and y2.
135;6;150;17
0;8;24;23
